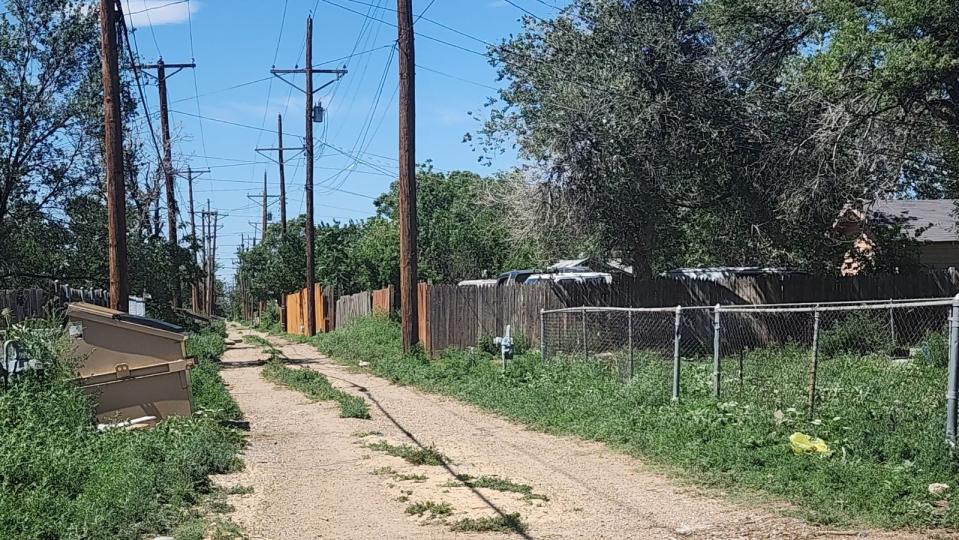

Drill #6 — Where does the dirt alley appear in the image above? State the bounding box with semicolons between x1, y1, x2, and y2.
214;324;938;540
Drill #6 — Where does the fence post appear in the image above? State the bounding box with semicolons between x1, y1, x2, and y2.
672;305;682;401
540;309;546;364
713;304;721;399
581;307;588;362
627;310;634;381
946;295;959;446
807;305;821;420
888;299;896;348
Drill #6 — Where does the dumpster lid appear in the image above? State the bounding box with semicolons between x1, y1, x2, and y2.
66;303;184;334
115;313;184;334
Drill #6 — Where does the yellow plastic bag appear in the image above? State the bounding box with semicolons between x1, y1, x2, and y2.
789;432;829;455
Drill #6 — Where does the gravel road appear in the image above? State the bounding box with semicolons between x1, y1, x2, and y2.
215;324;938;540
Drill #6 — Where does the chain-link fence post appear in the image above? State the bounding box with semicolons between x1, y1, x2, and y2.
540;309;546;364
806;305;821;420
581;307;588;362
946;295;959;446
672;305;682;401
889;299;897;348
627;310;634;381
713;304;721;399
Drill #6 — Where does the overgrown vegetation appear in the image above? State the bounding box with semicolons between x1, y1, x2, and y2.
307;316;959;528
405;500;453;518
448;513;527;533
261;360;370;419
366;440;446;466
188;322;243;421
0;320;243;539
453;474;547;502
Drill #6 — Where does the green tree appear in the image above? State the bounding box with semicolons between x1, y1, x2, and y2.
704;0;959;194
478;0;923;275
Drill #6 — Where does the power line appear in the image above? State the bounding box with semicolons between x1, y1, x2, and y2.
318;0;486;57
119;3;164;168
503;0;546;21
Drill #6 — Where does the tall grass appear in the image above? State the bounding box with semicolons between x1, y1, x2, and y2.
0;320;243;539
307;315;959;529
262;360;370;419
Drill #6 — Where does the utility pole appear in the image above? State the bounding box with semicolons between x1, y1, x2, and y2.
255;116;304;332
277;115;288;235
134;59;196;308
210;210;219;316
397;0;419;351
184;167;209;312
204;200;212;315
272;16;347;336
262;172;269;242
99;0;128;312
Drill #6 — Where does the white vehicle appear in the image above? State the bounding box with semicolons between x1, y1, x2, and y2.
457;279;498;287
523;272;612;286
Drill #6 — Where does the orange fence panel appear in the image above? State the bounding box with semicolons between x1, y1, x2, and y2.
372;286;393;314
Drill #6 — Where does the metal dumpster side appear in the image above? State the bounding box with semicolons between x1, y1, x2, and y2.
79;359;194;423
66;302;187;377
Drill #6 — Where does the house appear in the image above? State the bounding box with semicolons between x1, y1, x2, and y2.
835;199;959;274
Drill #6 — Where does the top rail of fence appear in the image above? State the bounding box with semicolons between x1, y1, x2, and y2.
542;296;958;315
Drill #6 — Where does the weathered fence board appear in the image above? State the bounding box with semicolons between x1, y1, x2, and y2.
419;270;959;356
336;291;372;330
0;283;111;324
372;286;394;314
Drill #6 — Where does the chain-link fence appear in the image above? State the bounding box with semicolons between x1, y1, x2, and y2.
541;297;959;445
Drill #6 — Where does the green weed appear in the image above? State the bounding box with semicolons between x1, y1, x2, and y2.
448;513;526;533
366;441;446;466
261;361;370;419
405;500;453;517
455;474;547;501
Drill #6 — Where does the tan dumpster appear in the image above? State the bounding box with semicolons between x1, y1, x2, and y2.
66;302;188;376
65;303;193;422
79;360;193;423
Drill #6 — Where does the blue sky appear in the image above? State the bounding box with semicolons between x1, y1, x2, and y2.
122;0;566;284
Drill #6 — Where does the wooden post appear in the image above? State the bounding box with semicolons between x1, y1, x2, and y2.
304;16;317;337
397;0;419;352
99;0;128;312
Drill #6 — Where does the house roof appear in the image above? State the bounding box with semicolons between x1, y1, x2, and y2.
870;199;959;243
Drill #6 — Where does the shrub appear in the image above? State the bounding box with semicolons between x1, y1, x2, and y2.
818;311;893;358
0;322;242;539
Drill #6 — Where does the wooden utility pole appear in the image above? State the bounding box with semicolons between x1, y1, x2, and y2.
99;0;128;312
262;172;269;243
184;167;209;311
205;200;212;315
304;17;316;336
397;0;419;351
134;59;195;308
210;210;219;316
271;18;346;336
255;115;302;331
277;115;288;235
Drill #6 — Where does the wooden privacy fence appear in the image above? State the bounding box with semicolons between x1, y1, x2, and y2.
336;291;373;329
372;286;394;314
285;285;334;335
418;269;959;356
1;283;110;324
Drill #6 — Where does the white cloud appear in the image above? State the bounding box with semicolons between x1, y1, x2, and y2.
124;0;197;27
